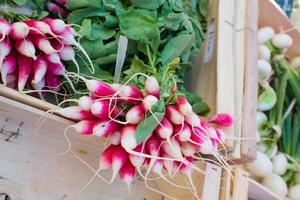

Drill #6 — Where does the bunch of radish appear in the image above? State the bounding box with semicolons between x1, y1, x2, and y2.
54;74;233;198
0;17;91;96
247;26;300;200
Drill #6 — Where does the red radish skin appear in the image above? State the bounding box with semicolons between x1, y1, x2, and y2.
45;52;63;65
119;160;135;188
10;22;29;40
47;2;68;18
14;38;36;60
145;76;160;98
6;72;17;84
117;85;143;103
18;54;33;91
92;120;120;137
0;18;11;41
43;18;66;34
215;128;226;143
73;120;97;135
189;127;214;154
146;134;161;156
90;100;110;118
78;96;93;111
200;118;218;139
100;145;115;170
47;62;65;76
111;145;128;181
155;118;173;139
125;105;145;124
166;105;184;125
173;124;191;142
0;37;11;69
1;51;16;85
32;34;57;54
32;56;47;83
85;79;115;97
208;113;234;127
142;95;158;111
121;125;137;150
58;45;80;73
176;96;193;115
184;112;201;128
24;20;54;36
55;106;95;120
45;73;61;91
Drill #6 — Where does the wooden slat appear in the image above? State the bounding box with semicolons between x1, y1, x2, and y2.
232;169;249;200
0;96;162;200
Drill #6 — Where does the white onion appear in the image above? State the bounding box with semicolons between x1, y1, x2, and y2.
256;111;268;130
272;153;288;175
258;59;272;82
262;174;288;197
258;45;271;61
258;26;275;44
272;33;293;49
257;85;277;111
247;151;273;178
288;184;300;200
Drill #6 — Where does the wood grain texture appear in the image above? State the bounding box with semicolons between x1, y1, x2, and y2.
0;96;162;200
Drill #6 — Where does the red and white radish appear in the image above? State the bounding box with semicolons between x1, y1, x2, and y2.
90;100;110;118
0;37;11;69
55;106;95;120
142;95;158;111
117;85;143;103
121;125;137;150
166;105;184;125
18;54;33;91
14;38;36;60
145;76;160;98
184;112;201;128
78;96;94;111
208;113;233;127
125;104;145;124
10;22;29;40
43;18;66;34
92;120;120;137
176;96;193;115
155;118;173;139
0;18;11;41
32;34;57;54
1;51;16;85
111;145;128;181
173;124;191;142
85;79;115;97
119;159;135;188
32;56;47;84
73;120;97;135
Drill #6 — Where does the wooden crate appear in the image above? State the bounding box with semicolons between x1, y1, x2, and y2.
0;94;225;199
187;0;258;163
246;0;300;199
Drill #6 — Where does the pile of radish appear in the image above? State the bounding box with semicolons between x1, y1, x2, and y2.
54;74;233;198
246;26;300;200
0;17;91;96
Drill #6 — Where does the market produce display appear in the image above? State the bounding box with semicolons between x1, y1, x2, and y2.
247;26;300;200
0;0;238;199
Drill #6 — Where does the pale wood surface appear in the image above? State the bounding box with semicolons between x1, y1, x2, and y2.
231;169;249;200
0;96;162;200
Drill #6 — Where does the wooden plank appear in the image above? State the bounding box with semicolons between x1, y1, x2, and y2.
0;85;55;111
0;96;162;200
216;0;235;149
155;162;222;200
219;169;231;200
231;169;249;200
